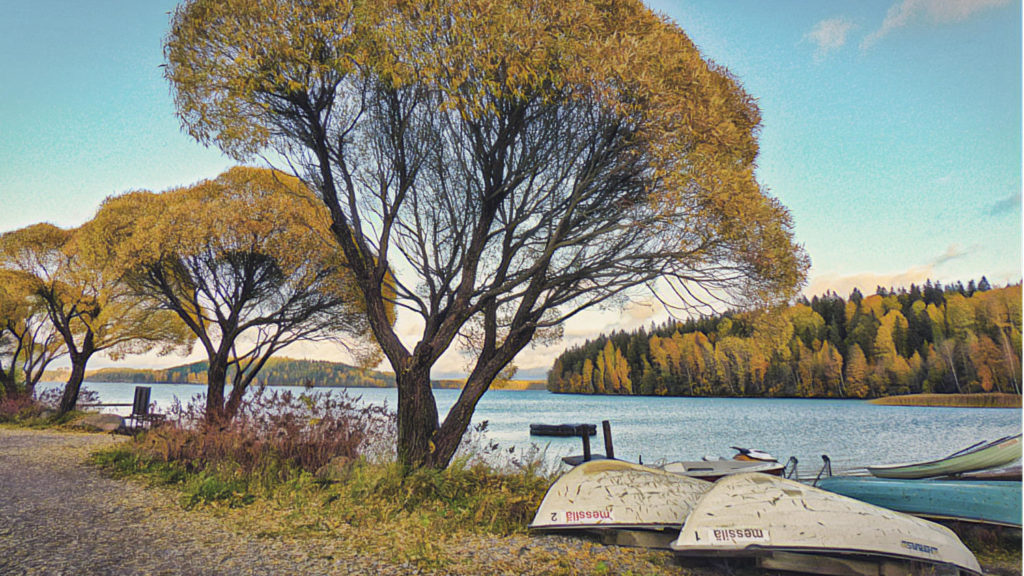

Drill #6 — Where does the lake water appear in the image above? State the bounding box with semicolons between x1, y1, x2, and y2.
47;382;1022;477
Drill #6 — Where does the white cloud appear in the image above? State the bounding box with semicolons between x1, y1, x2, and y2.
932;243;970;266
806;18;855;59
803;244;978;298
804;266;936;298
924;0;1013;22
862;0;1011;48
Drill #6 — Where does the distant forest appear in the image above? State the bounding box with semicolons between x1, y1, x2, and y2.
59;358;545;390
72;358;403;389
548;279;1022;399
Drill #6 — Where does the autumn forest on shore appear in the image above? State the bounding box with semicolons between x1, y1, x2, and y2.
549;281;1022;400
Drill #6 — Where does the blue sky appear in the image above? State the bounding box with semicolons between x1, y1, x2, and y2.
1;0;1020;375
650;0;1022;297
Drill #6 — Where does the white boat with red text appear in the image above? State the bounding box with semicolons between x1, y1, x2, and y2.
671;473;981;575
529;459;710;548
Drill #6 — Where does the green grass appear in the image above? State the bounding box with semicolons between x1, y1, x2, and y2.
89;438;555;571
869;393;1021;408
952;522;1023;575
0;409;93;430
89;445;256;508
90;438;550;545
87;435;1022;576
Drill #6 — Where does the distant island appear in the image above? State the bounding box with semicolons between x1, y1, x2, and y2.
42;358;546;391
549;279;1021;400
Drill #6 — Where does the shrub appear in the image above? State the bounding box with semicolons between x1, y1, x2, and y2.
1;385;102;426
36;385;100;411
0;392;44;423
134;388;393;483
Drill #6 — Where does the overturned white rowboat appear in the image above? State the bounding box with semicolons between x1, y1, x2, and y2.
671;473;981;575
530;459;711;547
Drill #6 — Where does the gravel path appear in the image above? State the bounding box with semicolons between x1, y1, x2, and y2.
0;428;702;576
0;428;358;575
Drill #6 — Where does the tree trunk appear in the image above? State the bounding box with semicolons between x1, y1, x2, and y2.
225;378;247;421
0;367;15;398
206;360;228;423
395;362;440;468
999;328;1020;395
429;332;529;468
57;357;88;416
430;371;495;468
943;353;962;393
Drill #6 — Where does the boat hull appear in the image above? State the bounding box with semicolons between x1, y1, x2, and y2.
816;476;1022;528
529;423;596;437
867;434;1022;479
671;473;982;575
530;459;710;532
944;465;1021;481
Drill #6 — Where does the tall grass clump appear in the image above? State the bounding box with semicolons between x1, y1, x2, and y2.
89;387;561;570
338;453;551;535
870;393;1022;408
106;388;392;498
93;387;554;537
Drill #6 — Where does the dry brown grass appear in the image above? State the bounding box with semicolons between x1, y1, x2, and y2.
869;393;1021;408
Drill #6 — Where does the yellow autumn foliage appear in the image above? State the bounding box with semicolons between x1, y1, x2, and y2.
84;168;358;309
0;223;193;363
165;0;807;307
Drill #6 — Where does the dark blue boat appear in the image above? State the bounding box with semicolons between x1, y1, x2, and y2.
529;423;596;437
816;475;1022;528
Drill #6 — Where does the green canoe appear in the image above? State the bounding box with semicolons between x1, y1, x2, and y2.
867;434;1022;479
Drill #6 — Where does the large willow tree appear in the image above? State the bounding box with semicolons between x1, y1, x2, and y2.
165;0;808;468
82;167;375;422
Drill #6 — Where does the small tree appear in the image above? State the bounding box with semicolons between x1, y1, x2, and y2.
0;224;192;415
0;279;22;395
166;0;808;467
83;167;376;422
0;270;67;398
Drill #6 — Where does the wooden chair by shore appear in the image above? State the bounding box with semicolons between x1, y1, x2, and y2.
125;386;165;432
79;386;165;434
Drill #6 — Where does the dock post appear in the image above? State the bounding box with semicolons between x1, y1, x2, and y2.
581;431;592;462
602;420;614;460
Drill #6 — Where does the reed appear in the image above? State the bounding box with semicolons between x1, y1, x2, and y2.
869;393;1021;408
90;388;553;539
